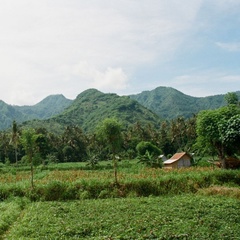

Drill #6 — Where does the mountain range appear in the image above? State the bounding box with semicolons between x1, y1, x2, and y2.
0;94;73;130
129;87;237;119
20;89;161;133
1;86;239;132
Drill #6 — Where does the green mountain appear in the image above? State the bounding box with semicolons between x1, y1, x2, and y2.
0;95;72;130
1;86;240;132
129;86;240;119
14;94;73;119
22;89;161;133
0;100;28;130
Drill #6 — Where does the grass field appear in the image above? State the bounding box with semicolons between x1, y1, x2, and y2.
1;161;240;239
1;195;240;239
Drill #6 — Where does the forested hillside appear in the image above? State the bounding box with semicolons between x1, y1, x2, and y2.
14;94;73;119
130;86;240;119
0;95;72;130
1;86;240;131
0;100;30;130
22;89;161;133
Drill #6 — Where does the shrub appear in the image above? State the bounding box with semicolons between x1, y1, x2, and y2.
137;150;163;168
136;141;162;157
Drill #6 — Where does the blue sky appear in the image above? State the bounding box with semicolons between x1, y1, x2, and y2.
0;0;240;105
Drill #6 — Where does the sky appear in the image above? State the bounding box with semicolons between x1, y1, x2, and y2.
1;0;240;105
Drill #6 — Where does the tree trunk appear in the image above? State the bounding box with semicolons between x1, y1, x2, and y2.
219;144;226;169
31;163;34;189
30;153;34;189
114;158;118;184
220;155;226;169
15;147;18;165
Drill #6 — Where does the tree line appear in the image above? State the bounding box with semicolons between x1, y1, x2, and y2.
0;116;196;165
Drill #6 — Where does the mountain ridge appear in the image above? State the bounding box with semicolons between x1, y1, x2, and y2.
129;86;239;119
0;86;239;131
0;94;72;130
21;88;161;133
14;94;73;119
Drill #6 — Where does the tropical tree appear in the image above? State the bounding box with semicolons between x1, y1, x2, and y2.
35;128;51;162
136;141;162;157
61;126;87;162
219;114;240;155
136;141;162;168
20;128;39;188
131;121;151;142
224;92;239;105
10;120;20;164
96;118;123;184
0;131;10;163
196;105;240;168
184;115;197;151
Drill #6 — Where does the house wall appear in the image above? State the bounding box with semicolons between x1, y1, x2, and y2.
171;162;178;168
177;158;191;168
166;155;191;169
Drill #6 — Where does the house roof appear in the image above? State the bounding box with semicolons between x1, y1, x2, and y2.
164;152;191;165
163;159;177;164
170;152;188;160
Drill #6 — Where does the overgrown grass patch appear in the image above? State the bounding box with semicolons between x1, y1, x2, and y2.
0;167;240;201
198;186;240;199
0;197;28;237
3;194;240;239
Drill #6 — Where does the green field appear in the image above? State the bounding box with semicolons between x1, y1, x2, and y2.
1;162;240;239
1;195;240;239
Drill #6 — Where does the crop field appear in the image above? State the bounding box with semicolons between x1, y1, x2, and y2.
0;161;240;239
1;195;240;239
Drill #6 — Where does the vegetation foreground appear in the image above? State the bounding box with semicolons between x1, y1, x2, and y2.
1;162;240;201
1;163;240;239
1;194;240;239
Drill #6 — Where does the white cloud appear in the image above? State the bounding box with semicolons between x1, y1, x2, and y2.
93;67;128;92
216;42;240;52
219;75;240;83
1;0;239;105
171;72;240;97
0;0;204;105
61;61;129;93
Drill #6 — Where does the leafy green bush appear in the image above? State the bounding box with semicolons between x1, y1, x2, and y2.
137;150;163;168
136;141;162;157
42;181;67;201
136;141;162;168
0;184;25;201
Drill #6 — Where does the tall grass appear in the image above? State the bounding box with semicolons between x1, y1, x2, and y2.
0;197;29;236
1;163;240;201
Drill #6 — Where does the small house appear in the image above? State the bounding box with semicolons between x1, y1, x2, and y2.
164;152;192;169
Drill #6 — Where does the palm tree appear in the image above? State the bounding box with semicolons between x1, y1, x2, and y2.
97;118;122;184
